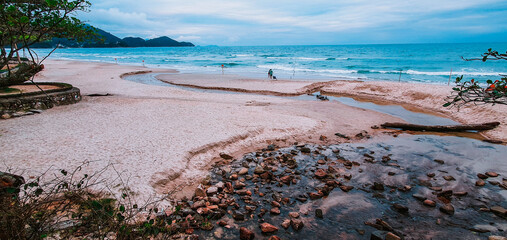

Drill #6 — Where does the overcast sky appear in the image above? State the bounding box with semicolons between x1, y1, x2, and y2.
81;0;507;46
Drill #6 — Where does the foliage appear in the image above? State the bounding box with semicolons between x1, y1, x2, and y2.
444;49;507;108
0;0;98;87
0;162;183;239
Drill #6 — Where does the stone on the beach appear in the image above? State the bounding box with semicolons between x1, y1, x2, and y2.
270;207;280;215
340;185;354;192
238;168;249;175
392;204;408;213
233;212;245;221
490;206;506;218
427;172;436;178
489;236;507;240
1;113;11;119
254;165;265;174
423;199;436;207
370;231;386;240
344;173;352;180
386;232;401;240
280;175;293;184
290;219;304;231
476;179;486;186
439;204;455;215
192;200;206;209
282;219;291;229
413;194;426;201
195;184;207;198
301;147;311;153
443;175;455;181
434;159;445;164
207;186;218;195
315;208;323;219
314;169;327;179
289;212;300;218
260;223;278;233
309;192;323;200
486;172;499;177
240;227;255;240
477;173;489;179
220;153;233;160
453;191;468;197
372;182;385;191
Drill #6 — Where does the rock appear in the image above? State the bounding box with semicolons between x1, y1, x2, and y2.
413;194;426;201
268;236;281;240
192;200;206;209
254;165;265;174
453;191;468;197
309;192;323;200
439;204;455;215
267;144;276;151
317;159;326;165
388;172;396;176
240;227;255;240
233;212;245;221
399;185;412;192
290;219;304;231
386;232;401;240
429;186;442;191
372;182;385;191
370;231;386;240
443;176;455;181
215;181;224;189
301;147;311;153
271;201;281;208
289;212;300;218
434;159;445;164
314;169;327;179
1;113;11;119
260;223;278;233
486;172;499;177
194;185;206;198
392;204;408;213
282;219;291;229
427;172;436;178
220;153;233;160
437;190;453;199
270;207;280;215
238;168;249;175
489;236;507;240
315;209;323;219
490;206;507;218
280;175;293;185
344;173;352;180
207;186;218;195
245;205;257;212
340;185;354;192
476;179;486;186
423;199;436;207
477;173;488;179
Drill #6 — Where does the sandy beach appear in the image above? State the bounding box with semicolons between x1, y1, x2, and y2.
1;60;404;200
1;60;506;200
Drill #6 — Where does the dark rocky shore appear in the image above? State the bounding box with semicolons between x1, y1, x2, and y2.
160;135;506;240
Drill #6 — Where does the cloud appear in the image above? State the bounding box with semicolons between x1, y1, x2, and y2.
83;0;507;45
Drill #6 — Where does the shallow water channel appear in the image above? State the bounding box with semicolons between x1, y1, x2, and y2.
123;73;506;239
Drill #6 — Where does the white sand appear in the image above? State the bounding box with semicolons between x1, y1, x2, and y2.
0;60;400;202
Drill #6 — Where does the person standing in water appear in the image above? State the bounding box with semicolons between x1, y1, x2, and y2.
221;64;225;74
268;69;273;79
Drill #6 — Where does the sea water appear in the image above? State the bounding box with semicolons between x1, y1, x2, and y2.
35;42;507;84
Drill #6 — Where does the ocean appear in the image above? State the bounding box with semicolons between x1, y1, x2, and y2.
35;42;507;84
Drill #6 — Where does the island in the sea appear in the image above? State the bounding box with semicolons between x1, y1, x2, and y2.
32;28;195;48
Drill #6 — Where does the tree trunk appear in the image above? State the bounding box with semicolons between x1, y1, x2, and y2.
381;122;500;132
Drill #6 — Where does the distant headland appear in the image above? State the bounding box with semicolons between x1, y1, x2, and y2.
32;28;195;48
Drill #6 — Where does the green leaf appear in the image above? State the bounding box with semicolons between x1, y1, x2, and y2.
487;80;493;84
61;169;68;176
45;0;57;7
443;102;452;107
120;205;125;213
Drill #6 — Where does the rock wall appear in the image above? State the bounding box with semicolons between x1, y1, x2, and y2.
0;85;81;118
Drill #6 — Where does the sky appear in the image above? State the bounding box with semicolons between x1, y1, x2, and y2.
81;0;507;46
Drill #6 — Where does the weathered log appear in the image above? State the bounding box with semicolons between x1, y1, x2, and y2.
381;122;500;132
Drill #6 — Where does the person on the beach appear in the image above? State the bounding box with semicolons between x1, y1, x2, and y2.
221;64;225;74
268;69;273;79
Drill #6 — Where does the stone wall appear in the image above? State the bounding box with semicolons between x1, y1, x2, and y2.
0;83;81;118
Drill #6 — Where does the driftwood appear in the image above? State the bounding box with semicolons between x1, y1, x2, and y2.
381;122;500;132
